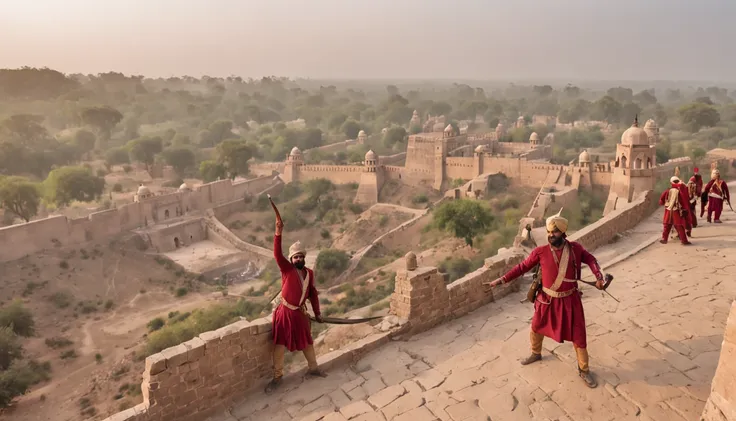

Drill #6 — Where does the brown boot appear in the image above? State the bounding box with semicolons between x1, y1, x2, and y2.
264;377;282;395
578;368;597;388
306;368;328;378
520;353;542;365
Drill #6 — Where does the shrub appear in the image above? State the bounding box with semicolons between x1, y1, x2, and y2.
112;183;123;193
347;203;363;214
60;349;77;360
0;326;23;370
314;249;350;284
44;337;73;349
175;287;188;297
95;353;102;364
49;291;73;309
147;318;165;332
411;194;429;204
320;229;331;239
104;300;114;310
0;301;35;337
0;359;52;408
59;260;69;269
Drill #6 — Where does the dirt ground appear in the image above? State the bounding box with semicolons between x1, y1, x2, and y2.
0;236;255;421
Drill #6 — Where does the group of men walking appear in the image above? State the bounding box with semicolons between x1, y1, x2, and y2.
659;166;730;245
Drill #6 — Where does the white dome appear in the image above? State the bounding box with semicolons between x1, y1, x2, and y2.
289;146;301;156
579;150;590;163
474;145;489;153
365;149;377;161
517;115;525;120
358;130;366;137
644;119;658;129
444;124;454;133
529;132;540;142
137;185;151;196
179;183;191;191
621;121;650;146
496;123;505;129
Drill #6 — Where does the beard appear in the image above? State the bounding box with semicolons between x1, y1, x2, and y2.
548;236;564;247
293;261;305;270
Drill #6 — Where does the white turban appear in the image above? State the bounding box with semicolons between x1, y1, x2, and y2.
712;169;720;178
288;241;306;260
546;209;569;234
670;176;680;184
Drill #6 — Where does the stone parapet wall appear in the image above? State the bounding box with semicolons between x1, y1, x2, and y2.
701;300;736;421
391;249;525;334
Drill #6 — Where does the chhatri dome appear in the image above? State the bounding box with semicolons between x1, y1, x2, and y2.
529;132;540;143
444;124;454;133
137;185;151;196
289;146;302;156
579;149;590;164
620;116;650;146
365;149;377;161
178;183;191;192
474;144;489;153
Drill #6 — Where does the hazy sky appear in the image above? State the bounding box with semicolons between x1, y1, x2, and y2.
1;0;734;82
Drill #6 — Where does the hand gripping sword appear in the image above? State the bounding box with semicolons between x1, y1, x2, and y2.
578;273;619;303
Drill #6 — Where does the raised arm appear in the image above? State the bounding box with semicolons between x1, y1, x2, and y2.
273;221;291;272
580;248;604;282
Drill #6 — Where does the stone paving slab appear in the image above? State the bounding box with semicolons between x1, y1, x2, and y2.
225;218;736;421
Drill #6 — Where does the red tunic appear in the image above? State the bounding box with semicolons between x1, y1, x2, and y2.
694;174;703;196
659;183;691;226
501;241;603;348
272;235;321;352
704;179;730;202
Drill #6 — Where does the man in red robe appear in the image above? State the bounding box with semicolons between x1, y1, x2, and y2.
659;176;692;245
485;210;606;388
704;169;730;224
686;176;698;229
265;219;326;394
675;178;693;236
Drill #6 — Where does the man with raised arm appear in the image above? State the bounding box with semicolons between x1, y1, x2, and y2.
265;218;326;394
485;210;606;388
704;168;730;224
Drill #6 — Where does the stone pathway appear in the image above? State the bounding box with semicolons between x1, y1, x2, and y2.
213;216;736;421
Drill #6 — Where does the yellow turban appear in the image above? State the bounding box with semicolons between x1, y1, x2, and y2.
546;209;569;234
288;241;306;260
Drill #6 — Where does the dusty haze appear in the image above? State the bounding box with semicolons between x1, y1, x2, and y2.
1;0;735;82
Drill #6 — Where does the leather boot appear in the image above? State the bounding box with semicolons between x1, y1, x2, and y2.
578;368;597;388
520;353;542;365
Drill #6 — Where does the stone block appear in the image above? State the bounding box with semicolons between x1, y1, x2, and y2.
367;384;405;409
161;344;189;368
381;393;424;420
340;400;373;419
146;353;167;375
199;331;221;347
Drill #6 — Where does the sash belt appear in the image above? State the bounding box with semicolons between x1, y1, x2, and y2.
280;296;305;312
542;286;578;298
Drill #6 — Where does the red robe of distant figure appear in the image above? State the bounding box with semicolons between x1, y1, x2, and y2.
659;178;691;245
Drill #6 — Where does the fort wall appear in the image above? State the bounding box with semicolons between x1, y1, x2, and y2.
147;219;208;253
445;157;476;180
0;176;280;263
701;300;736;421
296;165;363;184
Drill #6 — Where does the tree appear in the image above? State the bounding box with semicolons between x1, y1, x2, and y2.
44;166;105;207
689;147;706;165
678;102;720;132
80;106;123;143
383;127;407;148
105;147;130;167
341;120;361;139
199;160;226;182
0;176;41;222
314;249;350;284
72;129;96;158
432;200;494;247
591;96;622;123
216;140;254;179
161;147;196;176
0;115;49;146
127;136;163;171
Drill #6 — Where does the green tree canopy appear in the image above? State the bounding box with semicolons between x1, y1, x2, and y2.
161;146;196;176
80;105;123;142
43;166;105;207
215;139;254;179
432;199;494;247
678;102;720;132
0;176;41;222
199;160;226;182
105;147;130;167
127;136;163;170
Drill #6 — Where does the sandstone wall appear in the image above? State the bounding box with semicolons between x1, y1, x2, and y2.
203;211;271;264
147;219;208;253
380;152;407;166
569;190;653;250
211;198;248;221
445;157;476;180
296;165;363;184
405;135;439;173
390;249;525;334
0;177;278;263
701;300;736;421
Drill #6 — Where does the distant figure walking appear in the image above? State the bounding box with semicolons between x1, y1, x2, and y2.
659;176;691;245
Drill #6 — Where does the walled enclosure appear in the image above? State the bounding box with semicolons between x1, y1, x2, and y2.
102;179;657;421
701;300;736;421
0;174;278;263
